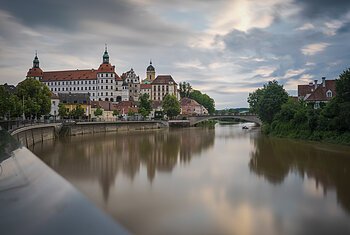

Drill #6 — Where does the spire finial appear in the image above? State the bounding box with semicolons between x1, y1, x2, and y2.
150;59;152;65
105;43;107;52
35;50;37;57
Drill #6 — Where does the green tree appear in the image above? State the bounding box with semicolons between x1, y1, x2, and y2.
139;93;152;118
336;68;350;102
58;103;69;118
70;105;85;119
0;85;22;119
247;88;263;114
112;110;120;117
127;109;135;117
248;80;288;124
15;78;51;119
179;82;192;98
162;94;181;119
189;90;215;114
94;107;103;117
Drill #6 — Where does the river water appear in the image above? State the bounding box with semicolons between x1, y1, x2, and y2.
32;123;350;235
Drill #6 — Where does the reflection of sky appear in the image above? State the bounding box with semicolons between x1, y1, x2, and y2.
33;125;350;235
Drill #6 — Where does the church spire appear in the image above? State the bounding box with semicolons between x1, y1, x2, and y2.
103;44;109;64
33;51;40;68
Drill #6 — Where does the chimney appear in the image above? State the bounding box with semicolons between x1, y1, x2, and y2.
322;77;326;87
314;79;318;89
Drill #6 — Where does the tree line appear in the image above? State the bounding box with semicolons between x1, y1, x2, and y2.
179;82;215;114
0;78;51;120
248;68;350;144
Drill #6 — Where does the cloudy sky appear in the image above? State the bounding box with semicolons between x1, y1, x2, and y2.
1;0;349;108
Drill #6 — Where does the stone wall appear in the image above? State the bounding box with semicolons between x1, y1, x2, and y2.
11;121;165;147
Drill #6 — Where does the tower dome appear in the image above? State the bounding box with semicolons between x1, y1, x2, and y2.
147;60;155;72
103;44;109;64
33;52;40;68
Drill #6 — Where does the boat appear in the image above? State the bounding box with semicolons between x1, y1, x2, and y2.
242;126;248;130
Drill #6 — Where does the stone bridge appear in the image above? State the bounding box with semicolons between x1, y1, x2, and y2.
187;114;262;126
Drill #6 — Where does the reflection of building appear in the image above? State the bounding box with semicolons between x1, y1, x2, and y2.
298;77;336;109
35;128;215;202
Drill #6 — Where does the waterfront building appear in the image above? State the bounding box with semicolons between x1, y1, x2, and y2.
180;98;208;116
140;84;152;98
121;68;141;101
50;93;60;119
26;47;120;102
151;75;179;101
91;100;118;121
142;61;156;84
58;93;91;117
298;77;336;109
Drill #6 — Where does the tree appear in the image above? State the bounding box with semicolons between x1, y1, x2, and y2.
179;82;192;98
162;94;180;119
58;103;69;118
248;80;288;124
127;109;135;117
139;93;152;118
189;90;215;114
70;105;85;119
247;88;263;114
0;85;21;119
112;110;120;117
15;78;51;119
94;107;103;117
336;68;350;102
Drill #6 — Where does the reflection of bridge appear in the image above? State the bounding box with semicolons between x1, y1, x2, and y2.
187;114;261;126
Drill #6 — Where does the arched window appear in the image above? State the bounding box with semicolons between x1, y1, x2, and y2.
326;90;332;98
105;98;109;101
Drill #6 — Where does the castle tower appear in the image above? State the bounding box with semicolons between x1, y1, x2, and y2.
103;44;110;64
146;60;155;82
26;51;43;80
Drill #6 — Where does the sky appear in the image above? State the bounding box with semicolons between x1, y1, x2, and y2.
0;0;349;108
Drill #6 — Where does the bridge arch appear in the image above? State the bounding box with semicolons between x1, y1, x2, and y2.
187;115;261;126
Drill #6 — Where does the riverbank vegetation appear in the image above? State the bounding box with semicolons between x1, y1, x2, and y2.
248;68;350;145
194;120;217;128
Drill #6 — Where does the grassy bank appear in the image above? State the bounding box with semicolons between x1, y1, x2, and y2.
263;123;350;145
195;120;217;128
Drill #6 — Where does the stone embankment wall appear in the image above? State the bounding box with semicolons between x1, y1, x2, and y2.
11;124;60;148
64;121;164;136
10;121;165;147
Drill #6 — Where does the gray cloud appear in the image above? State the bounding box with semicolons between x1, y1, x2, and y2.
0;0;350;108
294;0;350;18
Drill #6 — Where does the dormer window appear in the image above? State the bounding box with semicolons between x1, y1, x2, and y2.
326;90;332;98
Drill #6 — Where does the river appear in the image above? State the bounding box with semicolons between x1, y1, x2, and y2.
31;123;350;235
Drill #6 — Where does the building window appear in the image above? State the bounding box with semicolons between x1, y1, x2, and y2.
85;81;87;84
77;87;79;91
62;87;64;91
85;87;87;90
326;90;333;98
106;86;108;89
111;86;113;89
89;87;91;90
93;93;95;97
101;74;103;78
111;92;113;96
51;88;53;91
106;92;108;96
93;87;95;90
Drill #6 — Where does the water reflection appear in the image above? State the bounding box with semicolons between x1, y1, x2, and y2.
32;128;215;202
249;136;350;213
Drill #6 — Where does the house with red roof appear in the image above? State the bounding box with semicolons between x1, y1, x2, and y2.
298;77;336;109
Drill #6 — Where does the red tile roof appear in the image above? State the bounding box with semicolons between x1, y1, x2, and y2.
298;80;336;102
180;97;200;106
97;63;115;72
152;75;177;85
91;101;117;111
141;84;152;89
42;69;98;81
27;67;43;77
